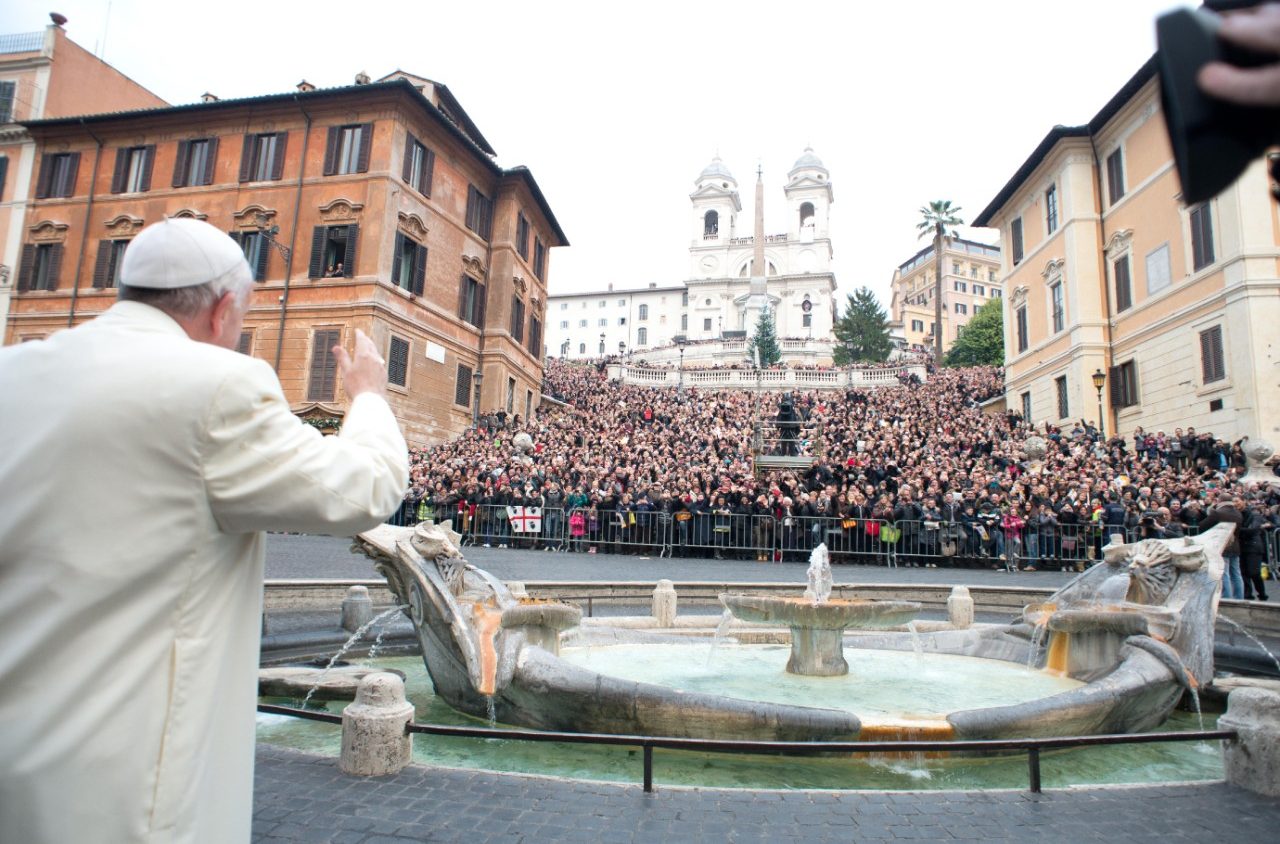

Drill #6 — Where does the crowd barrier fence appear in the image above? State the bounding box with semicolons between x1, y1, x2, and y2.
386;505;1238;569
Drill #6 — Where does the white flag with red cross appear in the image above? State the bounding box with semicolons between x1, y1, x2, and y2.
506;506;543;533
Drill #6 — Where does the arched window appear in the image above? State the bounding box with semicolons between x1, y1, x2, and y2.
579;343;585;354
703;210;719;237
638;304;649;321
637;327;648;345
799;202;815;227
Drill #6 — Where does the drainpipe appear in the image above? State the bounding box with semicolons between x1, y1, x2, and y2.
1089;133;1114;435
274;95;311;373
67;118;104;327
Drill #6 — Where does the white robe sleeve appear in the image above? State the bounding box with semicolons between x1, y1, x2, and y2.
201;359;409;535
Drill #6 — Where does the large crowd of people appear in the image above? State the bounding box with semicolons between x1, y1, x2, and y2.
404;360;1278;600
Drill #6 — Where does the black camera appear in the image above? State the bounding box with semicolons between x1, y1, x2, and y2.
1157;4;1280;204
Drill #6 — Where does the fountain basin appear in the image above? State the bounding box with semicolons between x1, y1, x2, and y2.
720;594;921;676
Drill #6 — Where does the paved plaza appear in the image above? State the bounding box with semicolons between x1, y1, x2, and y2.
264;533;1077;588
252;745;1280;844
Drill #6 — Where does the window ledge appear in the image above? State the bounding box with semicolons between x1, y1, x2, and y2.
1195;380;1232;398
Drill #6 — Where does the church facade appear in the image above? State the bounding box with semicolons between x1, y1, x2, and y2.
547;150;838;361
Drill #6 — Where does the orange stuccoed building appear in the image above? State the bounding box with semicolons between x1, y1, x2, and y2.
10;71;567;446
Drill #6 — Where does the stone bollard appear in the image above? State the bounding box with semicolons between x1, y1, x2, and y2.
1220;687;1280;796
947;586;974;629
652;579;678;627
340;585;373;633
340;672;415;777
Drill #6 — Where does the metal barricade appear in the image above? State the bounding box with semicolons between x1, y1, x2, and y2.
462;504;564;550
788;515;893;566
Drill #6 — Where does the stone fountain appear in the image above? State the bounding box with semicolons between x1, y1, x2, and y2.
353;521;1235;742
719;545;921;676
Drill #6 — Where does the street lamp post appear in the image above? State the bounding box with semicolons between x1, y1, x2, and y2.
1091;368;1107;440
677;339;686;395
599;332;605;357
472;368;484;427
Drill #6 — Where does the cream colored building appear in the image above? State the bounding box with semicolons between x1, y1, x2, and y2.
888;238;1002;353
974;57;1280;442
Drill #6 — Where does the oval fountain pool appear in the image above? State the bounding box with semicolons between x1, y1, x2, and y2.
559;643;1083;719
257;654;1223;791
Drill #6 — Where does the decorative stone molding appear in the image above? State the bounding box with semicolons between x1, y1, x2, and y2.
1103;228;1134;258
512;275;527;295
293;402;345;433
397;212;428;242
29;220;69;242
1010;285;1029;307
1040;257;1065;281
103;214;144;237
462;255;486;279
531;295;542;312
170;208;208;221
233;204;277;229
318;198;365;223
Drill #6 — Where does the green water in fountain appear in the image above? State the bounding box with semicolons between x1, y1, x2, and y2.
561;643;1082;717
257;651;1224;790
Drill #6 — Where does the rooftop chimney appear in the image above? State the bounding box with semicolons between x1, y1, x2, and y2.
296;80;316;93
50;12;67;26
200;92;219;103
354;71;370;85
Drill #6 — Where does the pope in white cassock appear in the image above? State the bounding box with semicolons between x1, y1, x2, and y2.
0;219;409;843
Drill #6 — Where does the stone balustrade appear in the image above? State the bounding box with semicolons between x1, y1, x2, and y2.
606;362;928;391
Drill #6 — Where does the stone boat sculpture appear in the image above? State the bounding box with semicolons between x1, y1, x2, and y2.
355;522;859;740
356;521;1232;741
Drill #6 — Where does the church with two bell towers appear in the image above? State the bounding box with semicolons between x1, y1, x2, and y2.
684;149;837;344
545;149;838;362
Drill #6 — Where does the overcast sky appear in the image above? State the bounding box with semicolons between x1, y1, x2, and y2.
5;1;1181;305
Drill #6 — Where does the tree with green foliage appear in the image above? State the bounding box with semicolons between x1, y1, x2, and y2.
832;286;892;365
943;297;1005;367
916;199;964;362
750;308;782;367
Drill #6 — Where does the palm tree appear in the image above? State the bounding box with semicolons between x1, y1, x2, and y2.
916;200;964;362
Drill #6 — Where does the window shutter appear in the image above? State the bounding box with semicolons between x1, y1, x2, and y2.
35;155;52;199
45;243;64;290
173;141;191;187
64;153;80;196
270;132;287;180
356;122;373;172
112;147;129;193
476;283;487;327
238;135;254;182
227;230;242;246
202;137;218;185
93;240;112;288
458;275;468;320
455;364;473;406
307;328;341;402
388;336;409;386
393;231;404;279
237;332;252;355
17;243;35;290
254;235;270;281
308;226;326;278
342;225;358;277
421;148;434;196
411;244;426;296
0;155;8;201
1108;366;1122;407
322;126;340;176
401;134;414;182
139;145;156;192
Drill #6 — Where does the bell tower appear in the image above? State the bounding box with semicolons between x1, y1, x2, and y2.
688;155;742;278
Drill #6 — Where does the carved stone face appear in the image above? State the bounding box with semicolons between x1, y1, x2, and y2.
1125;540;1177;606
1244;438;1274;465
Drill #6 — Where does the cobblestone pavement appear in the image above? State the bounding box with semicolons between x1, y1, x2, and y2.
253;745;1280;844
265;533;1076;589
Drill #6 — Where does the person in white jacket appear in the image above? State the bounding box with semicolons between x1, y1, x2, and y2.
0;218;409;843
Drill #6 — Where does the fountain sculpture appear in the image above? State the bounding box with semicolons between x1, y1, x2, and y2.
355;521;1234;742
719;545;921;676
